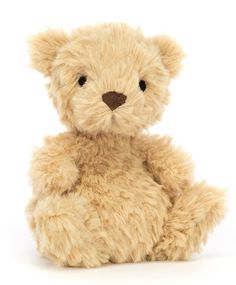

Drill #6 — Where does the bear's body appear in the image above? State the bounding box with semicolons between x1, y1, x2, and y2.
27;132;169;266
26;23;226;267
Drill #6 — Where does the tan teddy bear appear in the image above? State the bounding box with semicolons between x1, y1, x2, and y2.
26;23;226;268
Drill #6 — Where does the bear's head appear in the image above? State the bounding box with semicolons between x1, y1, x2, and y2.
29;23;184;136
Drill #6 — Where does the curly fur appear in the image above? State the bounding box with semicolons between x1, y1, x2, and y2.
26;23;226;267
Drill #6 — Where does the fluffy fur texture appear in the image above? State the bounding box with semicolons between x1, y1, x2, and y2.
26;23;226;268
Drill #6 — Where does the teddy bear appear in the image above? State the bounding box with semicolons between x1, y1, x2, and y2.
26;23;226;268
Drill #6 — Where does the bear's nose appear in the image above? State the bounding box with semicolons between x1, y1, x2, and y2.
102;91;127;111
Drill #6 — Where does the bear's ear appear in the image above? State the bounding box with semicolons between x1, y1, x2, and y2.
149;35;185;77
28;29;69;76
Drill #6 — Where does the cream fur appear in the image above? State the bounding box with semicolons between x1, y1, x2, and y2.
26;23;226;267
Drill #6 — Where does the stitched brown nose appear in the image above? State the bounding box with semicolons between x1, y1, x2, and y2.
102;91;127;111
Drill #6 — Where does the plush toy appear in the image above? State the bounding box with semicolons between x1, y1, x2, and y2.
26;23;226;268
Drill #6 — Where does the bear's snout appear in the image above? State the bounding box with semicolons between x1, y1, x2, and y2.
102;91;127;111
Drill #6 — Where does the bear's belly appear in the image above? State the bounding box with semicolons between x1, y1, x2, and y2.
76;164;170;262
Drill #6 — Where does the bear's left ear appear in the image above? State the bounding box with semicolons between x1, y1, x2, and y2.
148;35;185;77
28;29;69;76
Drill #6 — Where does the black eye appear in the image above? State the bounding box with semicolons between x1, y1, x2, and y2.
78;75;87;86
139;80;146;92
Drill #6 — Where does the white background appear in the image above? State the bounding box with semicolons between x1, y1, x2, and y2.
0;0;235;284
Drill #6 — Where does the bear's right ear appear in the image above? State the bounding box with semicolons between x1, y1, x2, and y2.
28;29;69;76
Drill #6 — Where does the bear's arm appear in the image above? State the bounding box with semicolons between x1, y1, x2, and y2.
132;135;194;200
29;132;80;195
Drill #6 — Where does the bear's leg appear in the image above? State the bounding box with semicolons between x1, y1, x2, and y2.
27;193;110;268
148;182;226;261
